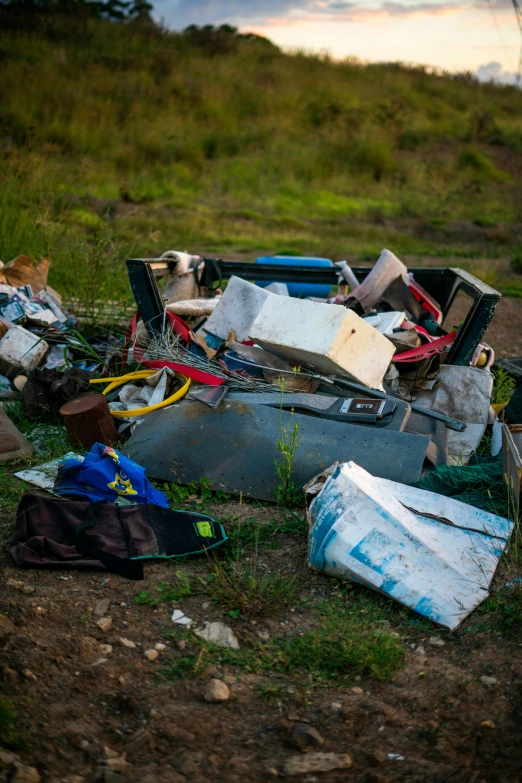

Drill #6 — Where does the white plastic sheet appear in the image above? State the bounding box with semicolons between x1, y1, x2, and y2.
307;461;513;630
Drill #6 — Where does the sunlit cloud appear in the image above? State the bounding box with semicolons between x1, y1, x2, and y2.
155;0;517;27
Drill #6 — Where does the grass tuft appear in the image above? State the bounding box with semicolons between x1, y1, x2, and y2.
202;557;296;618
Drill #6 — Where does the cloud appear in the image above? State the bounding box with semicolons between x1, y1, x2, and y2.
154;0;487;27
153;0;516;29
476;61;519;85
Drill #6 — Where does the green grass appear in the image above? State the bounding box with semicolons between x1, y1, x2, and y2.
491;367;516;406
477;585;522;640
201;557;296;618
0;401;72;548
0;17;521;301
161;594;405;684
0;698;19;748
134;570;193;605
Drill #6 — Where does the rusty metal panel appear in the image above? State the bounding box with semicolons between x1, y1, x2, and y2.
124;400;429;502
501;424;522;515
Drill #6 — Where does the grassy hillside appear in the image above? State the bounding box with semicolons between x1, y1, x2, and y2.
1;17;522;315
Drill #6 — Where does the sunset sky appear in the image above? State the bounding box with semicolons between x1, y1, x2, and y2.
153;0;521;83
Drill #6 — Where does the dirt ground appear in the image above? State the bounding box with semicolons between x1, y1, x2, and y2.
1;298;521;783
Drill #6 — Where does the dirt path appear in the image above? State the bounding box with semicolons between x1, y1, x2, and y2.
1;518;521;783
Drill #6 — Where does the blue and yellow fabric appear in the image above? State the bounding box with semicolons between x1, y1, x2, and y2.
54;442;168;508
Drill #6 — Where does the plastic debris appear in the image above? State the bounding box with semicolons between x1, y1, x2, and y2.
306;461;513;630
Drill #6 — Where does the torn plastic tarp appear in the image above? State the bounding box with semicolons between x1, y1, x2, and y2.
306;462;513;630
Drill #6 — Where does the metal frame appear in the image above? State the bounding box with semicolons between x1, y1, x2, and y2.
126;258;501;367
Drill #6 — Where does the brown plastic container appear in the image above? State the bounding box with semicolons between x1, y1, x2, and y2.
60;394;118;450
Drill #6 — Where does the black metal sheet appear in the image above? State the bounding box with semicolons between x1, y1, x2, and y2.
124;400;430;502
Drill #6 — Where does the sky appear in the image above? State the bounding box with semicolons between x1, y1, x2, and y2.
153;0;521;83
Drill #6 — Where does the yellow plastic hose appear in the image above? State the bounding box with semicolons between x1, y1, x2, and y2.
90;370;191;418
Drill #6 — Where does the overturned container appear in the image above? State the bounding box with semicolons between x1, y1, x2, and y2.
60;394;118;451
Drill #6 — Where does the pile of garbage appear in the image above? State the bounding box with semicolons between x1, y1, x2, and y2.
2;247;521;630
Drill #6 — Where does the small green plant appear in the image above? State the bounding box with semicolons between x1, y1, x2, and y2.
274;379;302;508
255;681;288;702
478;585;522;639
201;556;296;618
0;698;18;747
511;254;522;274
491;367;516;406
160;652;204;680
163;478;231;508
135;571;193;605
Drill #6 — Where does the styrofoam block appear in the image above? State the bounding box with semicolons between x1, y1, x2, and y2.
363;311;405;335
0;325;48;379
203;276;274;342
249;296;395;388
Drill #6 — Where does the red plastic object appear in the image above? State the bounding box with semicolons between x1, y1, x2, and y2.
407;277;443;324
125;313;224;386
392;332;456;363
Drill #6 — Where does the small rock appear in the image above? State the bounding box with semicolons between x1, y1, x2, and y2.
330;702;342;711
90;657;108;667
125;728;153;749
22;668;37;682
282;752;351;776
369;749;387;765
480;676;498;687
414;646;426;656
79;740;90;750
144;649;159;661
1;665;18;684
79;636;99;655
351;686;363;694
6;579;35;595
175;639;186;651
154;643;167;652
104;746;119;759
96;617;112;632
94;598;111;618
11;763;40;782
204;679;230;703
223;674;237;685
291;723;324;753
202;602;210;609
105;757;131;773
429;637;445;647
481;720;496;729
257;630;271;642
100;644;113;655
108;578;120;589
0;750;20;767
195;621;239;650
119;637;136;649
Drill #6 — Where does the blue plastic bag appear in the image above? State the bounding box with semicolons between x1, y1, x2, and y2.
54;443;168;507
